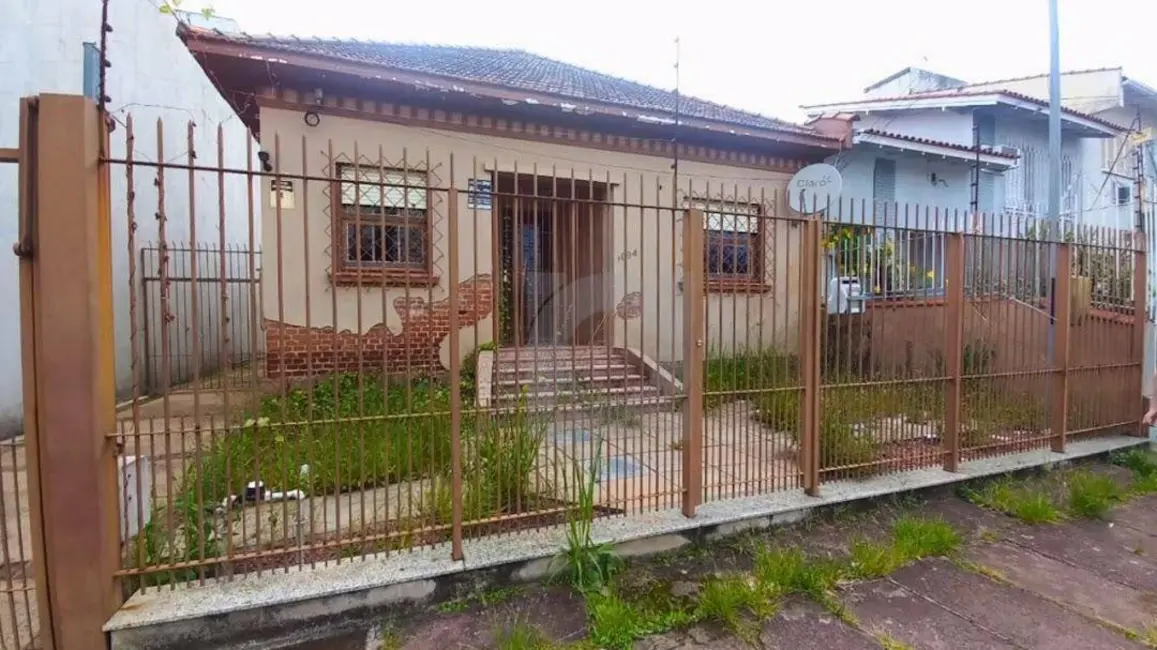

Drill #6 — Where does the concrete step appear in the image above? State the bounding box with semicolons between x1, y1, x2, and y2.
494;372;647;390
492;385;661;402
495;361;634;379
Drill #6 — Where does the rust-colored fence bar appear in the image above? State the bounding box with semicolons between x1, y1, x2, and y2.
1134;245;1148;437
681;208;704;517
447;185;464;560
800;219;821;496
21;95;120;649
943;232;965;472
1051;243;1072;452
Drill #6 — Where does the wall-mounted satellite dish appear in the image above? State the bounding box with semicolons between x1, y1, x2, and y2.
788;163;842;213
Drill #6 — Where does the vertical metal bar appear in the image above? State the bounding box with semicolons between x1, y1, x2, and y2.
448;181;464;560
1051;242;1072;452
800;219;821;495
217;126;235;576
944;233;965;471
681;208;704;517
1134;247;1148;436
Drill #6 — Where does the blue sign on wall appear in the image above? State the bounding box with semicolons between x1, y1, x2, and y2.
468;178;492;210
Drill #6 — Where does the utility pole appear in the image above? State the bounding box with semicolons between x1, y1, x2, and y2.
1046;0;1061;391
1047;0;1062;228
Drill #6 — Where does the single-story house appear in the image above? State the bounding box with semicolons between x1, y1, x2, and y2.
181;28;845;396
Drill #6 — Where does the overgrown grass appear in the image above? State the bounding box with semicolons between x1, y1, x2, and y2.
963;479;1063;524
891;516;960;558
846;516;960;579
552;439;621;594
703;348;799;411
1067;470;1124;519
694;573;776;640
494;621;555;650
192;373;456;503
585;590;691;650
1113;448;1157;495
753;546;842;599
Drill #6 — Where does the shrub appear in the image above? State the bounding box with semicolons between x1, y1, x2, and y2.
752;389;801;432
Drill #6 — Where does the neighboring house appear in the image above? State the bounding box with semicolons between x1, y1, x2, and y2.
181;29;844;387
0;0;258;435
961;67;1157;230
800;67;1123;294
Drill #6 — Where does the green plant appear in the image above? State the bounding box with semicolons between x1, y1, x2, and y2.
818;417;877;474
1114;448;1157;496
847;538;904;579
963;479;1063;524
694;573;775;640
585;592;646;650
1067;471;1124;519
494;621;554;650
891;516;960;559
753;546;842;599
873;630;914;650
191;374;455;504
703;348;798;410
552;440;620;593
753;389;801;432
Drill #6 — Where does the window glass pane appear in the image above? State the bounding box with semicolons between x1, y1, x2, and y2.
345;223;425;265
692;201;757;233
340;166;427;210
706;232;753;275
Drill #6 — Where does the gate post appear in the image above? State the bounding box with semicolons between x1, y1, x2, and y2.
800;219;822;496
1134;244;1148;437
681;208;705;517
19;94;121;649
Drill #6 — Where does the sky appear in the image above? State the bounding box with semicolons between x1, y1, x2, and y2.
196;0;1155;123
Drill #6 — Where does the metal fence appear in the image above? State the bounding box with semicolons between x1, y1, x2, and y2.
140;244;263;394
98;116;1148;593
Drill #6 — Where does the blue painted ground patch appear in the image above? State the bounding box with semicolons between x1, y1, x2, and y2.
553;428;592;446
599;455;644;480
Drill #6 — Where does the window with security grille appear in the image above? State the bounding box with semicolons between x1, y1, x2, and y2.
336;164;428;268
695;201;761;279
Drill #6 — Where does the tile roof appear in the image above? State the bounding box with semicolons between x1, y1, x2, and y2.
857;129;1020;159
182;28;818;137
805;89;1125;132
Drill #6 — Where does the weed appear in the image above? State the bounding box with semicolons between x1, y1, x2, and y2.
584;592;646;650
1140;626;1157;648
753;546;842;599
703;348;798;411
694;573;776;640
752;389;801;432
891;516;960;559
952;557;1009;584
964;479;1063;524
1067;471;1124;519
1114;449;1157;478
377;621;403;650
872;630;914;650
847;538;904;579
818;417;878;475
979;528;1002;543
1114;449;1157;496
552;440;620;593
436;585;524;613
494;621;554;650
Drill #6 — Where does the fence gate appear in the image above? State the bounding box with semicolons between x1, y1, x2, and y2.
139;245;262;394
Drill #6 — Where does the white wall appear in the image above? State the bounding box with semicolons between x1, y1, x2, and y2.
1;0;258;434
833;150;976;219
857;110;975;148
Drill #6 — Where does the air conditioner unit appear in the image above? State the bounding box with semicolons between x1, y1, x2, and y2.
993;145;1020;158
827;276;866;315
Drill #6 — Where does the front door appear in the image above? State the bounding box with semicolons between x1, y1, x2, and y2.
500;203;555;345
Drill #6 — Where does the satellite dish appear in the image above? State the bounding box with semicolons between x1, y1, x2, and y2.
788;163;842;213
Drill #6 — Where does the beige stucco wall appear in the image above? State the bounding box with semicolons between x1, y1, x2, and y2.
259;106;803;364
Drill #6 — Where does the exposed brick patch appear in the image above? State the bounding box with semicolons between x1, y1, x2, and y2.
265;275;493;378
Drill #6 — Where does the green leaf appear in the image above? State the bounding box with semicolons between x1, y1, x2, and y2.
158;3;172;13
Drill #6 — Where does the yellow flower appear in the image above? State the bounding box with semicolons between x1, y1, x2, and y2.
926;270;936;280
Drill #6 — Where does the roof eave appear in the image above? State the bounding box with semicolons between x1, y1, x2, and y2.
185;35;841;152
852;132;1017;170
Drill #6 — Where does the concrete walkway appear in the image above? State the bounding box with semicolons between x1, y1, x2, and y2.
289;462;1157;650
